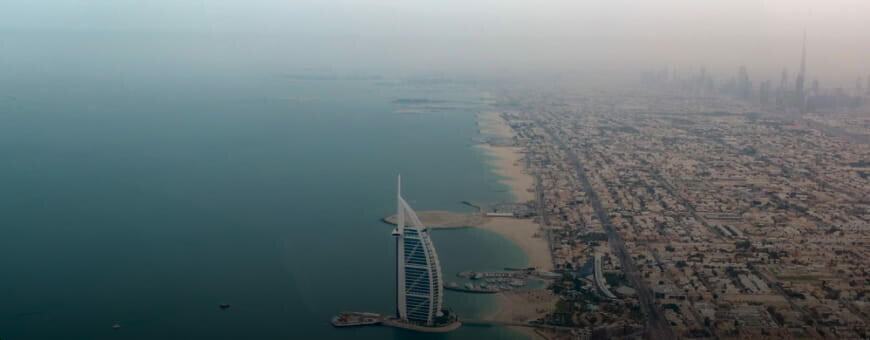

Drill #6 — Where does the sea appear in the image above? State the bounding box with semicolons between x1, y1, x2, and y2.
0;52;531;338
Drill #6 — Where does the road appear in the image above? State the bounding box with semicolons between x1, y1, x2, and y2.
535;172;557;270
594;253;617;299
539;122;676;340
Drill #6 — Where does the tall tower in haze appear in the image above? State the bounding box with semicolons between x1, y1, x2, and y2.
392;175;444;326
795;30;807;112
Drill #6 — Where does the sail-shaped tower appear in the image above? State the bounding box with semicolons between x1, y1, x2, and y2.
391;175;444;326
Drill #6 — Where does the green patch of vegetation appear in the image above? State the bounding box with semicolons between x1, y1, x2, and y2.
604;272;627;287
662;303;681;313
582;232;608;242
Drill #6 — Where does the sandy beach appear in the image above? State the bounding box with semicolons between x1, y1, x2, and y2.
478;144;536;203
475;111;549;267
478;217;552;271
477;111;557;338
477;111;536;203
477;111;557;339
479;111;516;137
386;110;555;337
491;290;560;339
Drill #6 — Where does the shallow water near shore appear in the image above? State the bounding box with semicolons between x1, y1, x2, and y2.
0;67;530;339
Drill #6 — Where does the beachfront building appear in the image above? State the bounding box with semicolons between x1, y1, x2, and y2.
392;175;444;326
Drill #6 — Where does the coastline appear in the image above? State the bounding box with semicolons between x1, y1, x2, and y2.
475;110;549;270
384;109;555;339
477;110;555;340
477;145;536;203
477;111;536;203
477;217;552;271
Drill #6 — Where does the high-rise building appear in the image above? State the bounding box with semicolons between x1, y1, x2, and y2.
392;176;444;326
795;31;807;112
737;65;752;101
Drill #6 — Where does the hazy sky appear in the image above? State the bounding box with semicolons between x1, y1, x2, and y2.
2;1;868;83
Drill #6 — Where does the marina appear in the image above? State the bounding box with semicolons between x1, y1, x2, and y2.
444;282;500;293
445;269;555;293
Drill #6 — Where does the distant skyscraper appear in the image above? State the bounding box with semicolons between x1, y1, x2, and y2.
795;31;807;112
737;66;752;101
392;176;444;326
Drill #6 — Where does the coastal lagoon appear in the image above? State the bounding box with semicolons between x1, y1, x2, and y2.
0;69;531;339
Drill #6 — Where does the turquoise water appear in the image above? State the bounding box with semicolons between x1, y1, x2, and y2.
0;71;528;339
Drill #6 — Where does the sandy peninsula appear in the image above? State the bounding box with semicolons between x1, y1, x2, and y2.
382;211;552;272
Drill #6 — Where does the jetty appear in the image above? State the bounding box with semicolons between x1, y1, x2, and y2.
382;210;487;229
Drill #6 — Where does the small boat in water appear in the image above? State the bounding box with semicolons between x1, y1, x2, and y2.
219;303;231;309
112;322;121;329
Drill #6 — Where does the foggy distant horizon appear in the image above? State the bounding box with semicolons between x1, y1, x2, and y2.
2;1;868;85
2;2;869;340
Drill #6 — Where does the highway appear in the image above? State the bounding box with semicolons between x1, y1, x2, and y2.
594;253;617;299
540;122;676;340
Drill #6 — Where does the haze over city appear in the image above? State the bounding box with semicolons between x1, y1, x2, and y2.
1;1;868;340
2;1;869;81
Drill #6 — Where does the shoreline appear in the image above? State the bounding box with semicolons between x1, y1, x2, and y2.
476;111;536;203
477;110;554;340
477;144;536;203
384;110;554;339
475;110;550;270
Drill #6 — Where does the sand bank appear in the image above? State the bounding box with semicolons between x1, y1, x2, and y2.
382;210;486;229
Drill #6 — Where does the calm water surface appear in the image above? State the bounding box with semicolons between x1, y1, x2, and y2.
0;69;529;339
